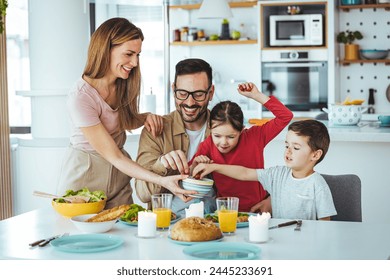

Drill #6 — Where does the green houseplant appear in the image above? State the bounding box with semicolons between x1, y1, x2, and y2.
337;30;363;60
0;0;8;34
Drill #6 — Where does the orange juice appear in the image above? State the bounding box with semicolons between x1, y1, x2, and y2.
218;210;238;233
153;208;171;228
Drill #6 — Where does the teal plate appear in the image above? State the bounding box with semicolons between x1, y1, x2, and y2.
50;234;123;253
119;213;181;227
183;242;260;260
168;235;224;246
205;212;257;228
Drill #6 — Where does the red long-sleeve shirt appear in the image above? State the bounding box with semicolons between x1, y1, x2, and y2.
192;96;293;212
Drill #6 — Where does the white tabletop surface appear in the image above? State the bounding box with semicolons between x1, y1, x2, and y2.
1;208;390;260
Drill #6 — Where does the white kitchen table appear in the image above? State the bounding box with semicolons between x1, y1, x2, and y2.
1;208;390;260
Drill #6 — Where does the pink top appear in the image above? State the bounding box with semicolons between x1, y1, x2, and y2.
67;79;126;151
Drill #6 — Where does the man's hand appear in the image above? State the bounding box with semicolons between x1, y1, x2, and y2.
160;150;189;174
250;195;272;214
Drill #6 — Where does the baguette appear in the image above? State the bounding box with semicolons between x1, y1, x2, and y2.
86;204;131;222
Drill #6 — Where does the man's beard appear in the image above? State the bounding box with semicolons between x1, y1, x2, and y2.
178;104;207;123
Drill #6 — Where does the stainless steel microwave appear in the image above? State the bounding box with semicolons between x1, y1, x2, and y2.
269;14;323;46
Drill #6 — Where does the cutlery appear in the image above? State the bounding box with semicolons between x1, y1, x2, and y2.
294;220;303;231
29;233;69;248
269;220;298;230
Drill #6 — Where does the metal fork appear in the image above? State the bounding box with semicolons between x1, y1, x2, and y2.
294;220;302;231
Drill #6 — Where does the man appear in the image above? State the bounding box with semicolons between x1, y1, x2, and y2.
135;58;271;215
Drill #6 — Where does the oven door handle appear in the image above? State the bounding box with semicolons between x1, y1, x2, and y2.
263;62;325;68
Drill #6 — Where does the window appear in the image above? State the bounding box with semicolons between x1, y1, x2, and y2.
6;0;31;132
94;0;165;114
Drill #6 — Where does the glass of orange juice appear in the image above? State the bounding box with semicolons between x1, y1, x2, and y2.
216;197;239;235
151;194;173;230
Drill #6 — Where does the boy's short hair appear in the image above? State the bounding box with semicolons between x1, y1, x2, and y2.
288;120;330;164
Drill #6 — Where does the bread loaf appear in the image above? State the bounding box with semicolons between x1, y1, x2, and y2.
170;217;222;242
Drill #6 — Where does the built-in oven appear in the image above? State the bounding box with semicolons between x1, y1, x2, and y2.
261;49;328;111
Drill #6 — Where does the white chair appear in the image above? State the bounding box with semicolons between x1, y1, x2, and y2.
321;174;362;222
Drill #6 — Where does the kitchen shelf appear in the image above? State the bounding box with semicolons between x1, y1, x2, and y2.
340;59;390;66
339;3;390;11
171;39;257;46
169;2;257;10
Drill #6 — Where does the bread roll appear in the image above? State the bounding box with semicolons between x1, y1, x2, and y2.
170;217;222;242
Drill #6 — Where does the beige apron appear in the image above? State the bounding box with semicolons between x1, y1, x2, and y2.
57;146;133;209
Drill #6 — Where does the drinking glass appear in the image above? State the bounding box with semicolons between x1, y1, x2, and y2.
151;193;173;230
216;197;239;235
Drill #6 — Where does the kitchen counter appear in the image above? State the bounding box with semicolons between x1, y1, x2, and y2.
272;120;390;143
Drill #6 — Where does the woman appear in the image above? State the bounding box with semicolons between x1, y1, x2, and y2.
57;18;194;208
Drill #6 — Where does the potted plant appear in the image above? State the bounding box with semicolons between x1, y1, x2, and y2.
337;30;363;60
0;0;8;34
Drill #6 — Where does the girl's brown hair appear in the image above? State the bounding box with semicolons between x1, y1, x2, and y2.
209;101;244;131
83;17;144;130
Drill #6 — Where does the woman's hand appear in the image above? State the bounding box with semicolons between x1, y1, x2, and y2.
160;174;196;202
144;114;164;137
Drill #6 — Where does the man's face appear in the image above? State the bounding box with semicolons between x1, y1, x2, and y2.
173;72;214;128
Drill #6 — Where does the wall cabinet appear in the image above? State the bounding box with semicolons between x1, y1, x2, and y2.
169;1;258;46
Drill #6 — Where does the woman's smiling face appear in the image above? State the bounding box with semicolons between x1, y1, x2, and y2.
211;122;242;154
108;39;142;80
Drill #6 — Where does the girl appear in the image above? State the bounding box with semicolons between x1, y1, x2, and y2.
190;82;293;212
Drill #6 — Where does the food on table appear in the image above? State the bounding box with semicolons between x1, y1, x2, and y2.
205;212;250;223
54;187;106;203
170;217;222;242
119;204;177;223
86;204;131;222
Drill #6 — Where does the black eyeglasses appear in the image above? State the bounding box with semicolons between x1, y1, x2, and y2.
174;85;211;102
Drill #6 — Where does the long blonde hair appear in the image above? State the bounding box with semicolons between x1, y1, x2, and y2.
83;17;144;130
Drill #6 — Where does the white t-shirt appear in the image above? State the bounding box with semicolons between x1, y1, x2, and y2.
186;122;207;161
67;79;125;151
256;166;337;220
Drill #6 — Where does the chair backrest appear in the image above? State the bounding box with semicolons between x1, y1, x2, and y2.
321;174;362;222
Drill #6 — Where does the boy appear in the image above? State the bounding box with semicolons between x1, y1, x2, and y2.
192;120;337;221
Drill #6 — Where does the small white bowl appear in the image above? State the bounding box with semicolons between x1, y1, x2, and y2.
183;178;214;186
70;214;117;233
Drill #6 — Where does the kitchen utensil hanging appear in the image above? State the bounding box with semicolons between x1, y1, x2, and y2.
386;84;390;103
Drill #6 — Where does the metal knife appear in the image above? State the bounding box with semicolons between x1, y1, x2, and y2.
269;220;298;230
29;233;68;248
39;232;69;247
